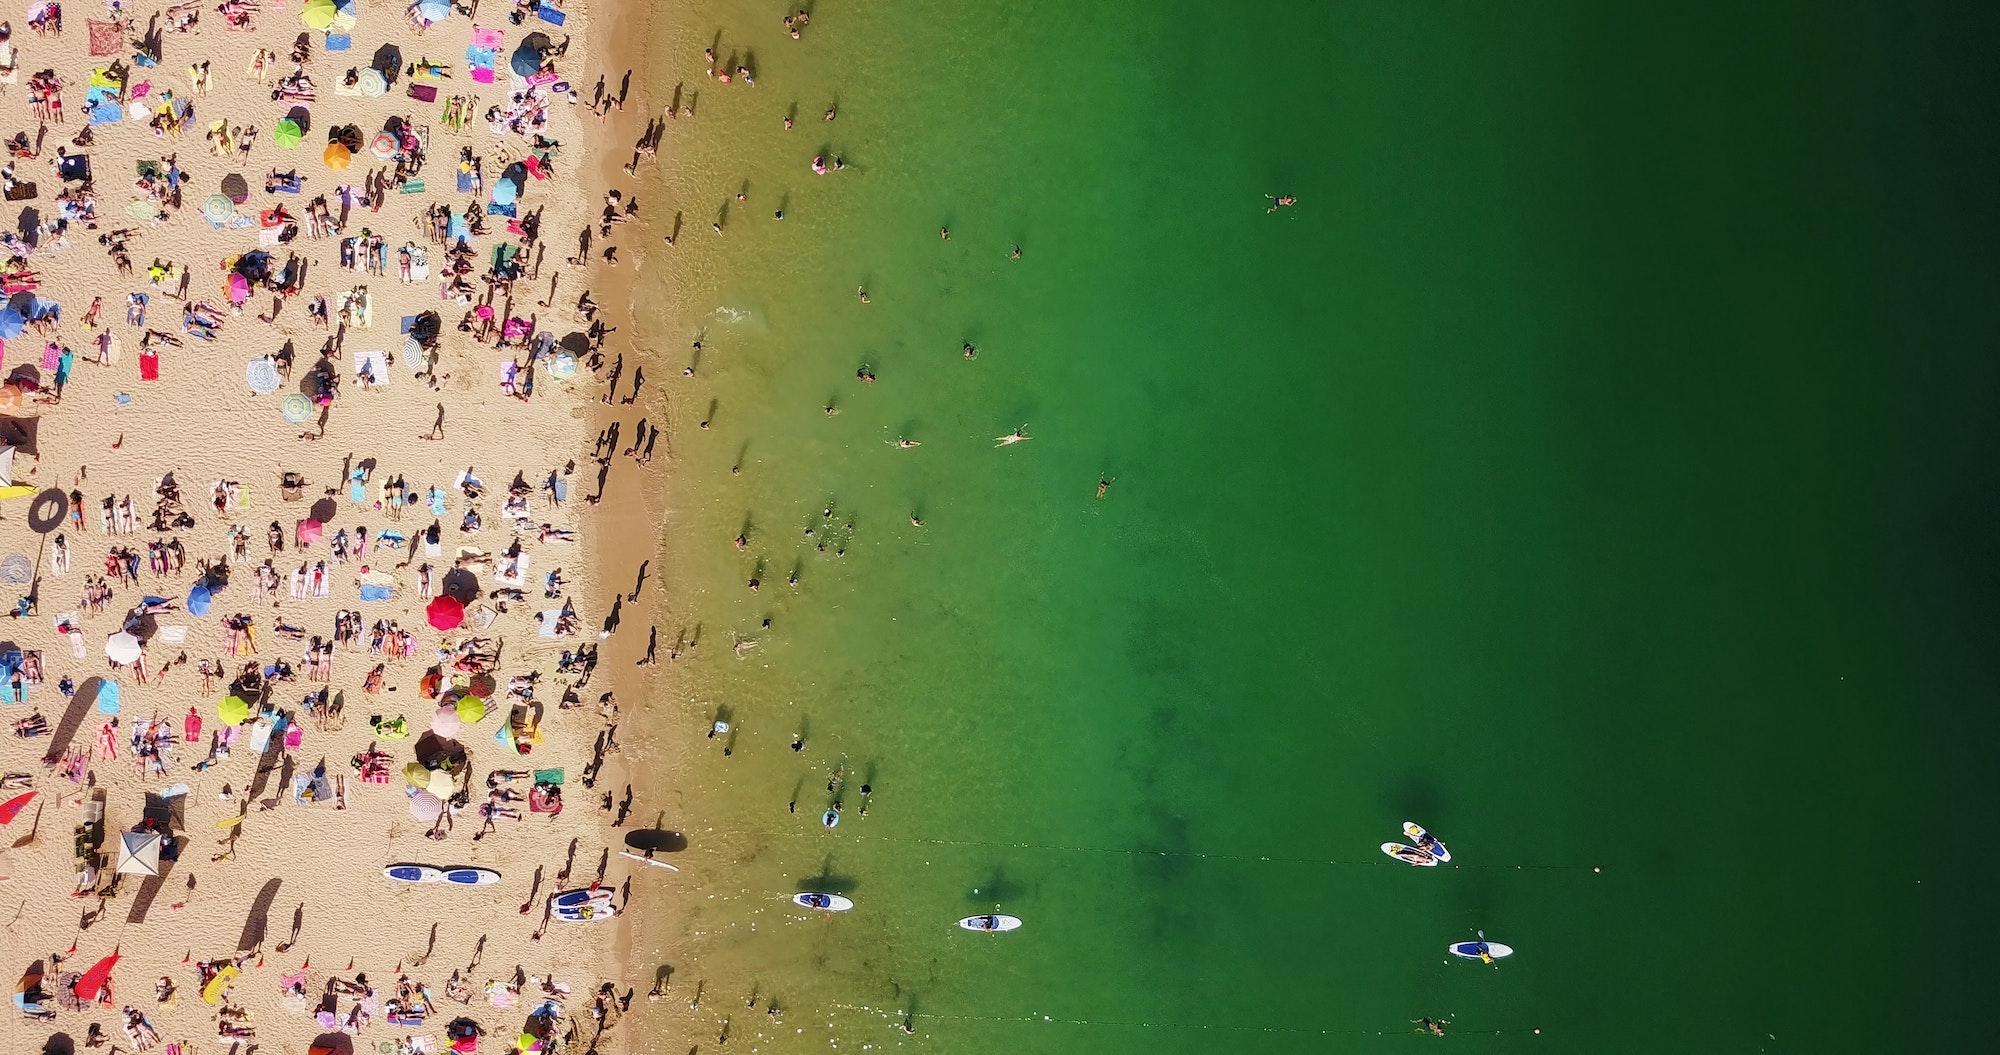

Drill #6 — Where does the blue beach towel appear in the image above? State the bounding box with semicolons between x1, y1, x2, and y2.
326;33;353;52
538;7;567;25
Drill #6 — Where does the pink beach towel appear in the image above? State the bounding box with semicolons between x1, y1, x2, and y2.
470;68;495;84
470;27;504;49
40;342;60;370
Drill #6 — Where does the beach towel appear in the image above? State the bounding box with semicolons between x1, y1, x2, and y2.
538;6;568;26
408;84;437;103
138;350;160;381
470;27;504;48
537;610;561;638
354;350;390;385
325;33;353;52
87;21;124;57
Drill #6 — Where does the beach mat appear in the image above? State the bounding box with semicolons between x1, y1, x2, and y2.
538;7;567;26
408;84;437;103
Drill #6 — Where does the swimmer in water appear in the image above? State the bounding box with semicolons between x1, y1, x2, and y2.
893;438;920;449
995;426;1031;447
1096;476;1113;499
939;225;950;240
856;365;875;383
856;286;869;303
909;513;923;527
1010;243;1022;260
962;342;977;359
1266;193;1298;212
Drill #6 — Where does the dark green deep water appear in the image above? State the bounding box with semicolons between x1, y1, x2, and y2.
631;3;2000;1051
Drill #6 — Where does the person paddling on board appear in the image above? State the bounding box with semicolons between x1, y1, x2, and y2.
1475;939;1494;964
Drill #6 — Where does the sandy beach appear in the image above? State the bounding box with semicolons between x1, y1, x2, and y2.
0;1;675;1052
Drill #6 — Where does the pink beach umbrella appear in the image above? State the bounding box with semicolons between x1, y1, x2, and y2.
408;790;446;821
430;703;463;738
426;595;465;631
227;272;250;305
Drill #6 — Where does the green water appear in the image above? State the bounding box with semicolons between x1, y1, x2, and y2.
622;2;2000;1051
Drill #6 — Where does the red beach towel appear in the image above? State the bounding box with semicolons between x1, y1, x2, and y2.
139;350;160;380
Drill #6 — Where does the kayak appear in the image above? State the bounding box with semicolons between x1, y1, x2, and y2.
1448;940;1514;961
1381;842;1437;867
792;892;854;912
1403;821;1450;863
957;914;1022;933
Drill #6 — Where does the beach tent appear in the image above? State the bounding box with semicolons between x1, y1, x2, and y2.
116;831;162;876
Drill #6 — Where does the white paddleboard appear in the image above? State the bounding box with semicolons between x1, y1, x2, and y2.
384;864;443;883
958;914;1022;933
1403;821;1450;863
1381;842;1437;866
1448;940;1513;961
553;903;618;923
793;893;853;912
551;888;614;910
440;867;502;885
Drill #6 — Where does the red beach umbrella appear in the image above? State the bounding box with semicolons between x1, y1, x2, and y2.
0;790;35;825
74;949;120;1003
426;595;465;631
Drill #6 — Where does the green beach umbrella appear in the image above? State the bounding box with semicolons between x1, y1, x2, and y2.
273;119;302;149
455;695;486;723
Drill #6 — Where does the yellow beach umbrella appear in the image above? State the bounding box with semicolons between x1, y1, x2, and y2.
454;695;486;723
217;695;250;725
426;769;456;798
403;761;430;788
301;0;337;31
323;142;352;170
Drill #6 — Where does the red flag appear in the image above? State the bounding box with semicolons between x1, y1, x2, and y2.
0;790;35;825
74;950;119;1002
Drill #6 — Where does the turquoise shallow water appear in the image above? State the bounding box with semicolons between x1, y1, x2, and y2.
625;2;2000;1051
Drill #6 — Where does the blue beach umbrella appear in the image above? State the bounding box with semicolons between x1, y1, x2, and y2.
415;0;450;22
510;34;551;77
0;308;23;340
187;580;214;616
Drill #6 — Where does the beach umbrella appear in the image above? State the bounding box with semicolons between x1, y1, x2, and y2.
511;33;551;77
0;308;22;340
333;0;358;30
218;695;250;725
415;0;451;23
282;393;313;424
455;695;486;724
359;69;387;98
74;950;121;1003
491;179;517;206
468;672;497;698
203;194;234;225
227;273;251;305
220;172;250;203
427;595;465;631
403;761;432;787
15;960;46;1013
408;790;445;821
116;831;162;876
187;579;214;616
301;0;337;30
274;119;303;149
296;519;323;546
369;131;398;161
246;358;282;395
322;142;352;170
0;791;34;825
427;769;457;798
430;703;462;737
201;964;240;1005
105;632;141;664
